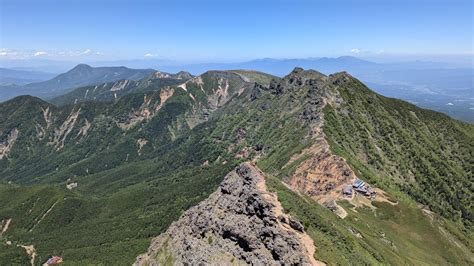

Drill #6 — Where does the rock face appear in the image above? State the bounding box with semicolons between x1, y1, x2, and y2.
269;68;356;201
135;162;321;265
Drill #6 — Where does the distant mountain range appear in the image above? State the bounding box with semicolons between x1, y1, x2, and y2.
154;56;474;123
0;56;472;123
0;64;155;101
0;68;56;85
146;56;470;75
95;56;474;123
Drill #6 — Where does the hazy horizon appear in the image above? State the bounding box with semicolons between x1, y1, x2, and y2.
1;54;472;73
1;0;472;65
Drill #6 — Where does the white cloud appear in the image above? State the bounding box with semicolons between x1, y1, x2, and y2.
34;51;48;56
144;53;158;58
347;48;386;55
446;102;454;106
0;48;21;57
0;48;106;59
54;49;104;57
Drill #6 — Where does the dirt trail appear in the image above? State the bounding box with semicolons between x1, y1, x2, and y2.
372;188;398;205
18;244;37;266
30;201;58;232
254;166;325;266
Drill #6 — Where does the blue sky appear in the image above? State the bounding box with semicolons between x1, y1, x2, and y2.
0;0;472;62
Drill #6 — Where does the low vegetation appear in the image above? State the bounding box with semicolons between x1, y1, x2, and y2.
0;69;472;264
323;77;473;228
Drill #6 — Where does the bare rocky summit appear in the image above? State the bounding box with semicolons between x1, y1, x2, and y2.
135;162;322;265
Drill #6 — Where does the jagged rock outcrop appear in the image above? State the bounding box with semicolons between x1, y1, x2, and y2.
273;68;356;201
135;162;322;266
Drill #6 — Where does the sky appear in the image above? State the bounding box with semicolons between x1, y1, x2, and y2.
0;0;472;63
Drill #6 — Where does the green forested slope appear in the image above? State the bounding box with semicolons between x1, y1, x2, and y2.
267;175;473;265
0;71;251;264
323;73;473;227
50;71;192;106
0;68;472;265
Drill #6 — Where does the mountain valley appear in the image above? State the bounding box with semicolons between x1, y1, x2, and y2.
0;67;472;265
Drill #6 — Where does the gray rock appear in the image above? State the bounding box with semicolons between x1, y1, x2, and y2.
135;162;314;266
289;218;305;233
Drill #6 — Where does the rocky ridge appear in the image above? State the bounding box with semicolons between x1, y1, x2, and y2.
261;68;358;201
135;162;322;265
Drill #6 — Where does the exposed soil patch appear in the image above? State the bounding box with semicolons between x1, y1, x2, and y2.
286;138;355;200
117;88;174;130
0;218;12;236
137;138;148;155
50;108;81;150
18;244;36;266
0;128;19;159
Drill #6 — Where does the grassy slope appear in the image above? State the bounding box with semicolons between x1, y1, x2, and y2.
267;176;473;265
199;75;473;264
50;78;185;106
0;73;307;264
0;125;238;265
230;70;278;85
323;75;473;228
1;70;472;264
0;73;248;264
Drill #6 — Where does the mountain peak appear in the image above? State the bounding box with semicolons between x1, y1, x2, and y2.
66;64;94;76
71;64;93;71
261;68;327;96
328;71;356;85
290;67;305;74
283;67;326;82
6;95;47;105
202;70;245;80
150;71;172;79
175;71;193;79
149;70;193;80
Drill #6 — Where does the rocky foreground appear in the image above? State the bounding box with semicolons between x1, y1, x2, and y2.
135;162;323;265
